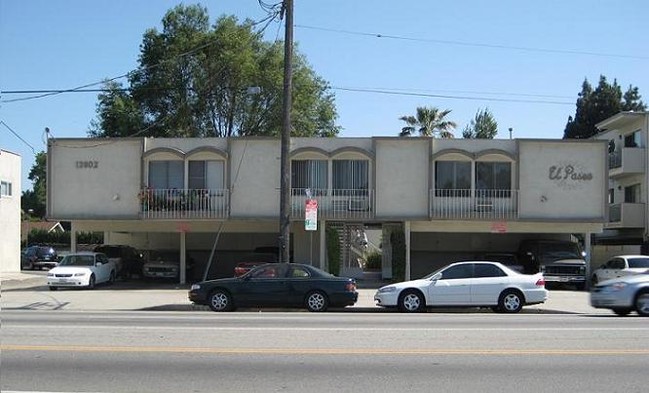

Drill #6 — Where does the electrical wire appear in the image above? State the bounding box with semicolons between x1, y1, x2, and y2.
1;120;36;154
295;24;649;60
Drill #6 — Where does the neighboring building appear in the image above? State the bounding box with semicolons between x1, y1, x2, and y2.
1;149;21;272
47;137;608;284
592;111;649;254
21;220;65;243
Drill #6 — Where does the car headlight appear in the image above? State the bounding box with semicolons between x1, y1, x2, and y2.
378;286;397;293
190;284;201;291
74;272;86;276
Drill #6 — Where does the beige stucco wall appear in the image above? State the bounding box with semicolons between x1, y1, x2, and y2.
49;139;143;219
375;138;429;218
518;139;607;220
0;149;21;272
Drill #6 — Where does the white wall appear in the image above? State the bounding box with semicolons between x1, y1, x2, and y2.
518;140;607;220
0;149;21;272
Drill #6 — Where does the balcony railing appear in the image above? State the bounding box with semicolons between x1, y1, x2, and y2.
139;188;229;219
607;202;645;228
291;188;374;220
608;147;645;176
430;189;519;220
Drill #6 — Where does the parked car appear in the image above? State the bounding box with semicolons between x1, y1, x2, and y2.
374;261;548;313
47;252;117;290
233;252;279;277
21;245;58;270
93;244;145;279
189;263;358;312
517;239;587;290
590;272;649;316
592;255;649;285
142;250;182;280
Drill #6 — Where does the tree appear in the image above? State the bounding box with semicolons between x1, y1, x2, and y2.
462;108;498;139
563;75;646;139
89;5;339;138
21;151;47;218
399;106;456;138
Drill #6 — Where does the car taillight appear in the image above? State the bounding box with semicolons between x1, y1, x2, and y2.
345;281;356;292
535;277;545;287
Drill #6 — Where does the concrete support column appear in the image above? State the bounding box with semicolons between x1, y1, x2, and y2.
405;221;411;281
70;222;77;253
180;232;186;285
319;220;326;270
584;232;592;289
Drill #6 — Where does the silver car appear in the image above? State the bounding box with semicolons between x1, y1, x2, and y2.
590;272;649;316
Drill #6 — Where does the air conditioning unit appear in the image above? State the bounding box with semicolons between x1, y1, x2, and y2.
348;197;369;211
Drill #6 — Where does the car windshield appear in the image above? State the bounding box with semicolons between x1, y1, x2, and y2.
628;258;649;268
539;244;581;262
59;255;95;266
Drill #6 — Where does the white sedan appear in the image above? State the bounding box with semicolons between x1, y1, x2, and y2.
592;255;649;285
374;261;548;313
47;252;117;290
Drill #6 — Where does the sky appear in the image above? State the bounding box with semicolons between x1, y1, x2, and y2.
2;0;648;192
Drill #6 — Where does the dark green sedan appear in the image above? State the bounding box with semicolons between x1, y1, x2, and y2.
189;263;358;312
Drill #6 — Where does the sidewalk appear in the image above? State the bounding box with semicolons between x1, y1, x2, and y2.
1;270;606;314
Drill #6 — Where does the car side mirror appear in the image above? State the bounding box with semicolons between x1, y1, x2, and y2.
96;262;102;266
431;272;442;281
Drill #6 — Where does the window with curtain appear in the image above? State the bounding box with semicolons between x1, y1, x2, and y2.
148;161;184;189
332;160;369;196
188;160;224;190
291;160;328;195
475;162;511;197
435;161;471;197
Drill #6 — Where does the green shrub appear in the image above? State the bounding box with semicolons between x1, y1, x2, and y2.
25;229;103;247
365;251;382;270
326;226;341;275
390;227;405;282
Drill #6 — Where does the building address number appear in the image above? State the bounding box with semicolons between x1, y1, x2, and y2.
75;160;99;169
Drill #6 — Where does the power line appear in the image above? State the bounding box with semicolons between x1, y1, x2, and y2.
0;120;36;154
296;24;649;61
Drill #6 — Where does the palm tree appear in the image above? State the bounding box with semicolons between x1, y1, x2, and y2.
399;106;456;138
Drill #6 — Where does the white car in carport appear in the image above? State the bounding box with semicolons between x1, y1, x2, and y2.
374;261;548;313
47;252;117;290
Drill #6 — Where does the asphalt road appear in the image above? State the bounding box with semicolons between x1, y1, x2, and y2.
2;311;648;393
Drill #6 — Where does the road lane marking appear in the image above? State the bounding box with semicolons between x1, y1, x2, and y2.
2;345;648;356
3;324;649;332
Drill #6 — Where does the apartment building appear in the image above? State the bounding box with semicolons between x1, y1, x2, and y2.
593;111;649;254
47;136;607;283
1;149;21;272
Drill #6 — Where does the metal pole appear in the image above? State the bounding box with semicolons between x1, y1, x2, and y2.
279;0;293;264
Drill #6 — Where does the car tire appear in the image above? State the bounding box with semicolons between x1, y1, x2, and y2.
87;274;96;290
635;290;649;317
49;286;58;291
498;290;524;313
398;289;424;313
612;308;631;317
208;289;233;312
305;291;329;312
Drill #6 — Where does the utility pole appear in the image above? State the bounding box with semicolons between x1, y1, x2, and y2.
279;0;293;264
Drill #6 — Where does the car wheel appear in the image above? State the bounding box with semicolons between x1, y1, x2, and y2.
612;308;631;317
208;289;233;312
398;289;424;313
305;291;329;312
87;274;96;289
498;290;524;313
49;286;58;291
635;291;649;317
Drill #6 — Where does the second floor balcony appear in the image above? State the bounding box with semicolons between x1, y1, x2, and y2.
608;147;646;178
139;188;229;219
291;188;375;221
430;189;519;220
607;202;646;229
